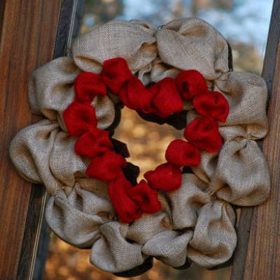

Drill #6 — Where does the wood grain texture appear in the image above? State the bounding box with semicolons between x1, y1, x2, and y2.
16;187;48;280
230;208;253;280
244;35;280;280
0;1;62;279
30;1;84;279
231;0;280;279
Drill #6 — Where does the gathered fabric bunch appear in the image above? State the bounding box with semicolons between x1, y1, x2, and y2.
10;18;270;275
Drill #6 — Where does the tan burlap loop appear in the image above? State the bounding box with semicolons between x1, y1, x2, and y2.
29;57;79;122
212;139;270;205
166;174;211;229
72;20;157;73
46;186;112;248
188;200;236;267
90;222;146;272
9;120;61;194
126;212;171;245
216;71;268;139
156;18;229;80
28;57;116;130
192;139;270;206
10;120;90;195
142;230;193;267
91;95;116;129
49;131;87;190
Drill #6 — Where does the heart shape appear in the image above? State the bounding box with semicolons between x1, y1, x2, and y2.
63;57;229;223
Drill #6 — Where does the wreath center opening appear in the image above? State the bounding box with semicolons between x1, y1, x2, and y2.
114;107;181;180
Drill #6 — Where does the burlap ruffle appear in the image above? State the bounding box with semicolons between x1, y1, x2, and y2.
9;17;270;273
29;57;115;130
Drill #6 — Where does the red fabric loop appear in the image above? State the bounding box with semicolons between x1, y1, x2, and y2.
184;117;223;153
119;76;153;112
149;78;183;118
144;163;182;192
193;91;229;122
101;57;133;94
75;129;112;158
128;180;161;214
75;72;106;102
63;101;97;136
175;70;208;100
108;174;142;223
165;139;201;167
86;151;126;181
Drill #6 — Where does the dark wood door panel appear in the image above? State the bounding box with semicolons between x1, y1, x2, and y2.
0;1;84;279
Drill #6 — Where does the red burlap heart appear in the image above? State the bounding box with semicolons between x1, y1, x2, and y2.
63;58;229;223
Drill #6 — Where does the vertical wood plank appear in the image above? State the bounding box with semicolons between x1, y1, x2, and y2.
243;39;280;280
0;0;75;279
0;0;84;278
20;2;85;279
231;0;280;279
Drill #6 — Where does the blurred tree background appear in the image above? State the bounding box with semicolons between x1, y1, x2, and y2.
44;0;273;279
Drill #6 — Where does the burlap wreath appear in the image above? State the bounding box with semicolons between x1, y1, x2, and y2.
9;18;270;275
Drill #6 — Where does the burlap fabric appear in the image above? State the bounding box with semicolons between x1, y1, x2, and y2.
9;17;270;273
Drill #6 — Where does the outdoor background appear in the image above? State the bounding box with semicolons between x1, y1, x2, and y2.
44;0;273;279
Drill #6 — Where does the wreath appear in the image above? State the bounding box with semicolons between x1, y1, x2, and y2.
10;18;270;276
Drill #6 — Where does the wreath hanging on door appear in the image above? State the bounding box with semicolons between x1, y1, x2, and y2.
10;18;270;276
